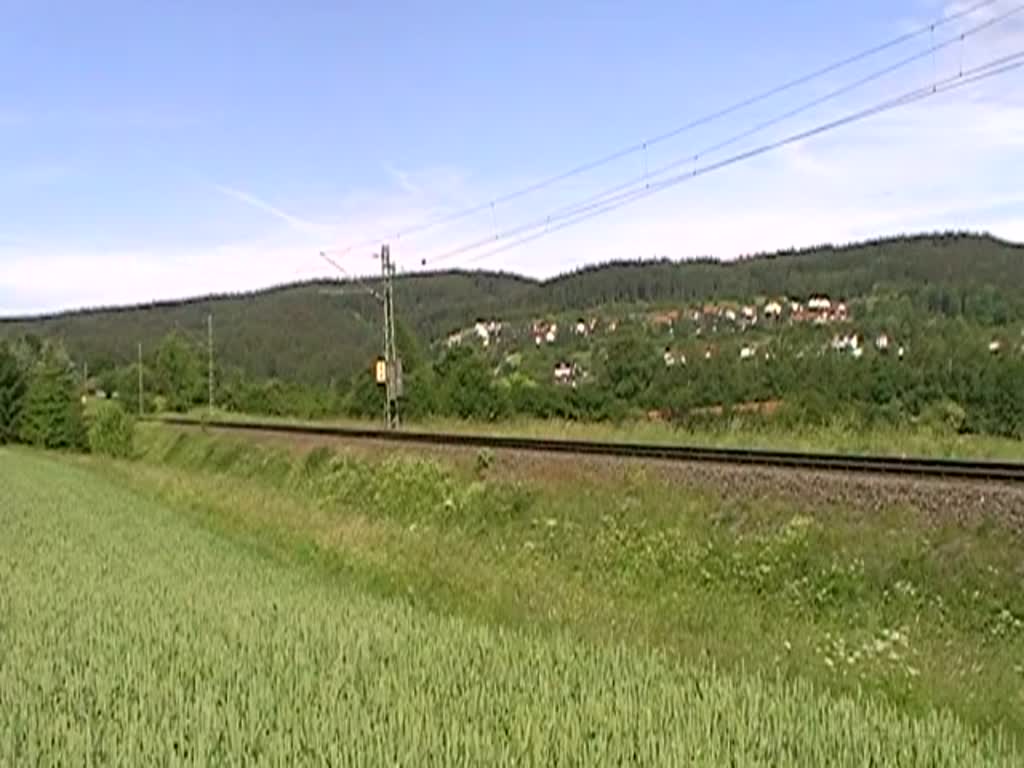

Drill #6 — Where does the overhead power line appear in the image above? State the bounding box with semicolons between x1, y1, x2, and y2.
423;5;1024;268
439;50;1024;268
322;0;1003;259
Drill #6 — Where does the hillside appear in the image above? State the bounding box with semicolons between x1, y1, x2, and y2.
2;232;1021;384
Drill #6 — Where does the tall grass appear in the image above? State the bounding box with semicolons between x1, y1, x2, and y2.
1;447;1017;765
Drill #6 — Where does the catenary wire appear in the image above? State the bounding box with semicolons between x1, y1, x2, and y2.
422;6;1023;267
321;0;1003;259
445;52;1024;267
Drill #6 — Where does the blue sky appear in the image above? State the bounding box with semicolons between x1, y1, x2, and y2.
1;0;1022;313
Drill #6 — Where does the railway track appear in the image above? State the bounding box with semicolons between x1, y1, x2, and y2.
156;416;1024;484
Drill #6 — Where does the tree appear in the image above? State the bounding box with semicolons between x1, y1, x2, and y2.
602;326;658;403
18;343;85;450
435;347;506;420
154;332;204;412
0;343;27;443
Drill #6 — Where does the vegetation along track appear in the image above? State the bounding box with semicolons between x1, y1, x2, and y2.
158;417;1024;484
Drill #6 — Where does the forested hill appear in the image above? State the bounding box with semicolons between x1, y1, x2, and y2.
2;232;1021;384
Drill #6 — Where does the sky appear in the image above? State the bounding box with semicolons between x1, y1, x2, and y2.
1;0;1022;314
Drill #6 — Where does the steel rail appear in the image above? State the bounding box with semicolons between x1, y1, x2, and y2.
152;416;1024;483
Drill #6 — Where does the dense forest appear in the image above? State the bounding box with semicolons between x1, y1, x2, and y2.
3;232;1022;385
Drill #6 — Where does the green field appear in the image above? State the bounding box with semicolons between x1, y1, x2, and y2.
3;432;1022;764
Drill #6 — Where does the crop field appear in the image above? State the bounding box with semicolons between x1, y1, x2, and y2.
1;446;1021;765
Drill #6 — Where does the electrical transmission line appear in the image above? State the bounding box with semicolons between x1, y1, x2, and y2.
321;0;1004;260
422;5;1024;268
437;50;1024;268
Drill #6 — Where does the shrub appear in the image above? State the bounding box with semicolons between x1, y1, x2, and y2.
88;403;136;458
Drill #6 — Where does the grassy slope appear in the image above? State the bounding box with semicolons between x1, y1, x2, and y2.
87;427;1024;739
170;408;1024;462
3;448;1016;765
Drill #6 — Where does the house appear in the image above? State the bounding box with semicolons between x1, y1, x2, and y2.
546;324;558;344
989;339;1003;354
875;334;890;352
808;296;832;312
740;345;755;360
650;309;680;328
764;301;783;319
553;361;577;385
741;306;756;321
724;308;738;323
445;330;464;348
663;348;677;367
897;346;905;359
574;318;588;336
474;321;490;347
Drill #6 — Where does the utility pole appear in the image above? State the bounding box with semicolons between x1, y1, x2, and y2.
137;343;144;416
207;313;215;414
381;244;401;429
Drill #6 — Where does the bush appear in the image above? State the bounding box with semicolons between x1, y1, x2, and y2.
88;403;136;458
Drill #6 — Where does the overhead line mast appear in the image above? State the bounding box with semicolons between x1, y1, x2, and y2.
319;246;402;429
380;245;401;430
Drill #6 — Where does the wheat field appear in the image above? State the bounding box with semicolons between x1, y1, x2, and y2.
0;448;1016;766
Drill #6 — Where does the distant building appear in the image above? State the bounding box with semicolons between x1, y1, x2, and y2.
764;301;783;318
553;361;577;385
740;345;755;360
650;309;680;327
989;339;1003;354
875;334;890;352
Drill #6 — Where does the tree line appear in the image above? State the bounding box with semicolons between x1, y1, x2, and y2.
0;338;136;456
3;232;1022;386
